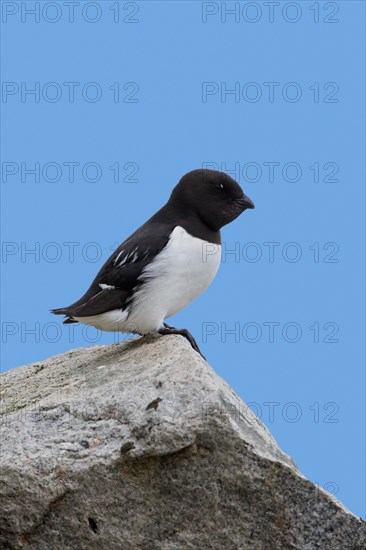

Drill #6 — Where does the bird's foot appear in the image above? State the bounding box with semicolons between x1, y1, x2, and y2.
158;323;206;360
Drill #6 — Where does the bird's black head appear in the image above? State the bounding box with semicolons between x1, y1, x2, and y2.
169;169;254;231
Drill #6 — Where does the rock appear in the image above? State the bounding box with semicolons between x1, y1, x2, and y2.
0;335;365;549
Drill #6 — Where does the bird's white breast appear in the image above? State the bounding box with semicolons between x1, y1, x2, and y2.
127;226;221;332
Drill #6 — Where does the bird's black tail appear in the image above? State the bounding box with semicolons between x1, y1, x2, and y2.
51;308;78;324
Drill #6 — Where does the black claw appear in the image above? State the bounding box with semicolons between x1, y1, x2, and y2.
158;324;206;360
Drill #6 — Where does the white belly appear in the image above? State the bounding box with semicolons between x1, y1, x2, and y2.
74;226;221;334
128;226;221;332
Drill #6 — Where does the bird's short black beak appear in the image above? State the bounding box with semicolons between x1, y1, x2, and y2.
237;194;255;210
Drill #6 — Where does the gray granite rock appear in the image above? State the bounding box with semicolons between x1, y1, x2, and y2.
0;335;365;549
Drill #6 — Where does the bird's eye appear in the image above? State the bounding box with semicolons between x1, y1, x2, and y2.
216;183;224;191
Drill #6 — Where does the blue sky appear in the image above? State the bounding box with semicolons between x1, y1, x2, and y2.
1;1;365;518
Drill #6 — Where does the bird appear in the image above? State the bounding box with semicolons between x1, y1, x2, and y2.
51;169;254;358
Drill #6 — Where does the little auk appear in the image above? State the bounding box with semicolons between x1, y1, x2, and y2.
52;169;255;358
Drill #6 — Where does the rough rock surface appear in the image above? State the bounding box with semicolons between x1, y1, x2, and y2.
0;335;365;549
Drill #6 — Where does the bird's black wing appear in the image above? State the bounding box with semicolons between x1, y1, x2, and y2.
51;218;173;322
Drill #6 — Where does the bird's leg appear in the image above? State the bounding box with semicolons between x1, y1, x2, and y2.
158;323;206;360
